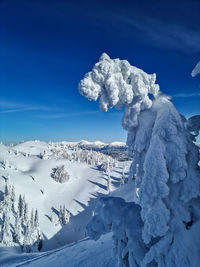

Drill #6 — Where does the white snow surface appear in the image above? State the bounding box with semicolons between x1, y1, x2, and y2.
0;141;130;253
0;234;115;267
0;140;133;266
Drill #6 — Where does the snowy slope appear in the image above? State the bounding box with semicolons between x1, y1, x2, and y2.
0;140;130;254
0;171;135;267
0;234;115;267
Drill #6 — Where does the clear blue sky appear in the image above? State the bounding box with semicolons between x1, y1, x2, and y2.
0;0;200;144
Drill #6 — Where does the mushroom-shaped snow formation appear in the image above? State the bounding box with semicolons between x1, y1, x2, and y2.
79;53;160;130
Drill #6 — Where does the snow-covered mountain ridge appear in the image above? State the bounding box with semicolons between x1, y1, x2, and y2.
13;140;126;149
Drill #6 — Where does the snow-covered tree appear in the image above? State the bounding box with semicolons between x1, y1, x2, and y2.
23;221;32;253
30;209;34;228
11;185;16;212
14;150;19;156
62;205;70;225
23;214;41;253
23;202;28;225
80;54;200;267
58;205;70;225
14;211;22;245
18;194;23;218
1;211;12;246
4;182;10;198
51;165;70;183
34;209;39;229
18;194;27;224
58;205;63;225
39;150;48;160
3;176;11;211
1;159;9;170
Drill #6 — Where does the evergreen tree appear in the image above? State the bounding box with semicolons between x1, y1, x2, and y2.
1;211;12;246
51;165;70;183
14;211;22;245
23;202;28;225
80;53;200;266
11;185;16;212
23;211;41;253
23;221;32;253
62;205;70;225
21;195;26;224
18;194;23;218
34;209;39;229
4;174;10;197
30;209;34;228
59;205;63;225
3;177;11;211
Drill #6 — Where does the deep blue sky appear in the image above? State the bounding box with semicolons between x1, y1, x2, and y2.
0;0;200;143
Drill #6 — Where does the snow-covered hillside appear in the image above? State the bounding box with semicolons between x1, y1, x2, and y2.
0;140;131;258
0;178;136;267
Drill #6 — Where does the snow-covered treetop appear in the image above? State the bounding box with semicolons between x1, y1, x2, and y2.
191;61;200;77
79;53;160;130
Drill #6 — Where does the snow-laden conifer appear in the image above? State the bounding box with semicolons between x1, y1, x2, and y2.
34;209;39;229
81;54;200;267
18;194;23;218
23;221;32;253
58;205;70;225
11;185;16;212
1;211;12;246
14;210;22;245
23;202;28;225
51;165;70;183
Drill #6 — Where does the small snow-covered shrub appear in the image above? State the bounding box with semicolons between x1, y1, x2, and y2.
97;162;109;172
51;165;70;183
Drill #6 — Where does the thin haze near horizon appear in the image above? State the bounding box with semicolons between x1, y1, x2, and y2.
0;0;200;144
